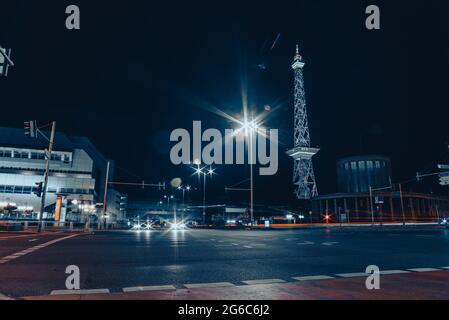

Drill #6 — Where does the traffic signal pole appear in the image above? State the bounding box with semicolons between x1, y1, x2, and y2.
99;160;110;230
37;122;56;232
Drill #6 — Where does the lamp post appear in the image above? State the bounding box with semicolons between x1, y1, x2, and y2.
239;116;259;226
194;165;215;225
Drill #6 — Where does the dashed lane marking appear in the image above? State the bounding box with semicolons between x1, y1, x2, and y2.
242;279;286;285
322;242;339;246
440;266;449;269
293;275;335;281
50;289;110;295
0;234;79;265
243;245;253;249
184;282;235;289
407;268;441;272
297;241;314;245
123;285;176;293
29;239;38;242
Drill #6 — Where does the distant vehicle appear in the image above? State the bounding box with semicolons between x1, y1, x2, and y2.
150;220;169;229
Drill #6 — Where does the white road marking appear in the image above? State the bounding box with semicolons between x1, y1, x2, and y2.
214;244;233;247
335;272;367;278
407;268;441;272
243;245;253;248
184;282;235;289
297;241;314;245
0;234;79;264
123;285;176;292
379;270;410;275
293;275;335;281
0;233;49;240
29;239;38;242
231;243;239;246
322;242;339;246
440;266;449;270
50;289;110;295
0;293;14;300
242;279;286;285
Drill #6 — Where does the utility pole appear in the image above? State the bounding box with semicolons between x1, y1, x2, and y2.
99;161;110;230
399;183;406;226
203;173;206;224
249;128;254;226
369;186;374;225
37;122;56;232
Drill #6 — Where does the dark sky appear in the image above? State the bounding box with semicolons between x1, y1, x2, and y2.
1;0;449;205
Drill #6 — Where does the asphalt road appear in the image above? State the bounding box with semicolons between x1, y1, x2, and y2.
1;227;449;298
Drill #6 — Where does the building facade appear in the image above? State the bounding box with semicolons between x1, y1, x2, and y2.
337;156;391;193
312;155;449;223
0;127;124;225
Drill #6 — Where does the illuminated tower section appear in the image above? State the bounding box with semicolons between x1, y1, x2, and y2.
286;45;319;199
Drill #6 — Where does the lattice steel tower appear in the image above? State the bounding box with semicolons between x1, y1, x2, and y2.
286;45;319;199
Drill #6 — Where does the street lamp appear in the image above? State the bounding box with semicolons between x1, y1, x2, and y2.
193;165;215;224
238;116;260;227
177;185;191;206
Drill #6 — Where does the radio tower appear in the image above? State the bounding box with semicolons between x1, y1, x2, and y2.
286;45;319;199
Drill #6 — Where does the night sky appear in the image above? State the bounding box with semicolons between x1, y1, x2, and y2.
1;0;449;205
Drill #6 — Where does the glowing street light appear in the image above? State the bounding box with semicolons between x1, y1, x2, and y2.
192;165;216;224
238;115;261;227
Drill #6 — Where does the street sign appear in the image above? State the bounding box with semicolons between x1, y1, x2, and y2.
440;172;449;186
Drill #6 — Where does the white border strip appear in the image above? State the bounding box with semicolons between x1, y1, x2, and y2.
293;275;335;281
242;279;286;285
407;268;441;272
335;272;367;278
50;289;110;295
123;285;176;292
184;282;235;289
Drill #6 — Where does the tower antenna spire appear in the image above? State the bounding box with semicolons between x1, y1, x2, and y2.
286;44;319;200
294;44;301;61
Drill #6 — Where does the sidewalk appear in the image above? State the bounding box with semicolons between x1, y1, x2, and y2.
20;271;449;300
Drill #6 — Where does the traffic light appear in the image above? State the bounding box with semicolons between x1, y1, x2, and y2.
33;182;43;197
24;121;37;138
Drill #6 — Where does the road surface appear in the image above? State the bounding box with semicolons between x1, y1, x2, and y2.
1;227;449;298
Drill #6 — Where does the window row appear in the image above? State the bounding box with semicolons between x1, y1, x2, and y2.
0;185;94;195
0;149;71;163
